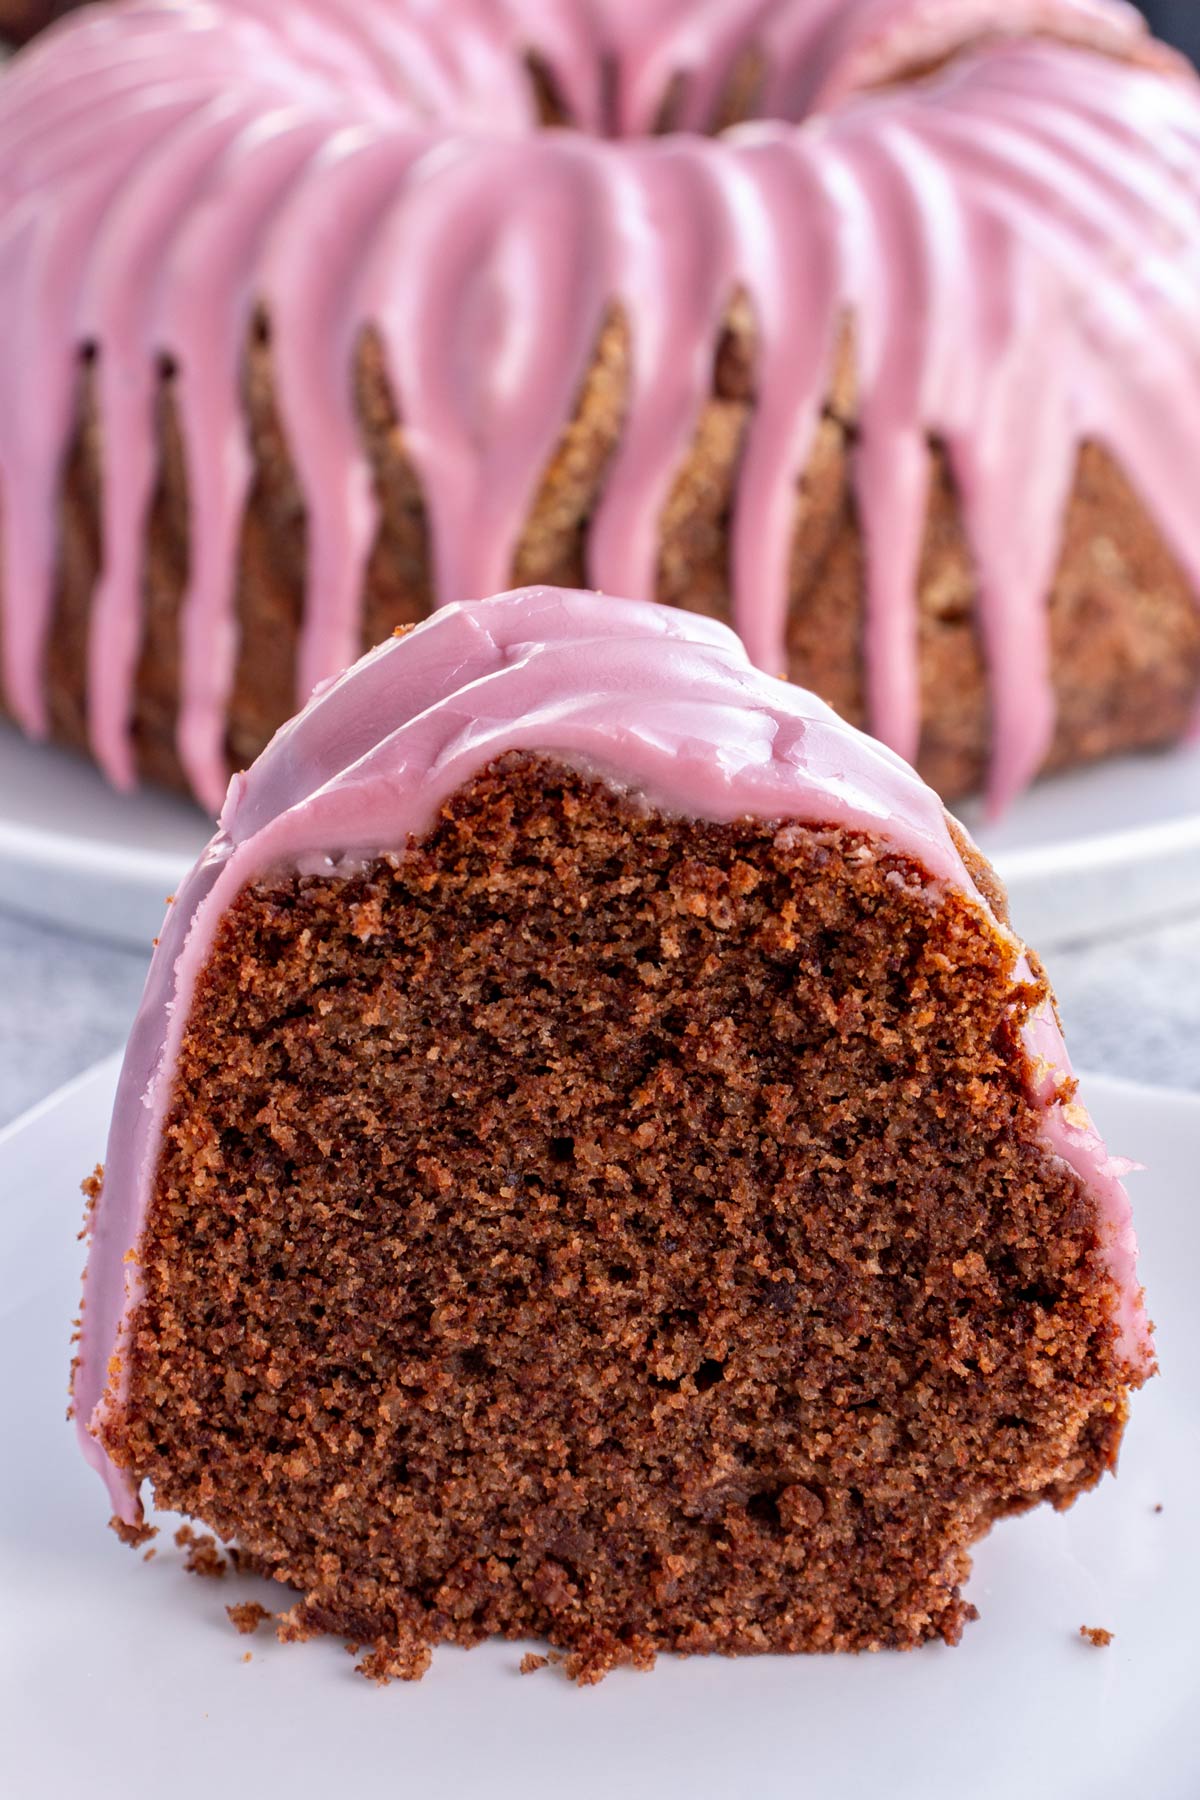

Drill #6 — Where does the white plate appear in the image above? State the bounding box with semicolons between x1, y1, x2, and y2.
1;720;1198;952
964;739;1200;948
0;1059;1196;1800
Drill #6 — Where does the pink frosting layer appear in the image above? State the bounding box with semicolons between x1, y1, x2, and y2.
73;587;1154;1523
1;0;1196;813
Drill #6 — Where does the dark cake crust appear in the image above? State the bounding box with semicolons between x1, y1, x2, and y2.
101;756;1142;1680
19;299;1200;806
0;1;75;43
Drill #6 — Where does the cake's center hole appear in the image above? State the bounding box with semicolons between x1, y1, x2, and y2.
526;45;790;140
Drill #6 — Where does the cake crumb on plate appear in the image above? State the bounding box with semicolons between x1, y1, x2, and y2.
228;1602;272;1636
175;1524;226;1579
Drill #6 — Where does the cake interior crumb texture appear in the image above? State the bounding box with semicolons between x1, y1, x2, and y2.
101;756;1143;1682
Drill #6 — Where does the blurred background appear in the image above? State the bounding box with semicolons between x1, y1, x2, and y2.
1;3;1199;59
1139;1;1200;60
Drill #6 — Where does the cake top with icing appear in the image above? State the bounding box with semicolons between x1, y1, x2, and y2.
218;585;981;887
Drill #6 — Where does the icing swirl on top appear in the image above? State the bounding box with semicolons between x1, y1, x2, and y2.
72;586;1153;1522
1;0;1197;813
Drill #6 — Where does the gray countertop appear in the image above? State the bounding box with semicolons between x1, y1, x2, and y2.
2;903;1199;1131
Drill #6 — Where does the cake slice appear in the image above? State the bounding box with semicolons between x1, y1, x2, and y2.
72;586;1154;1682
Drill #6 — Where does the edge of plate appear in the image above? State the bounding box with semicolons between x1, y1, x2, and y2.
0;816;190;888
987;810;1200;883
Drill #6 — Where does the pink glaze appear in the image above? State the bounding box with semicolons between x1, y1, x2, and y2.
1;1;1198;813
74;588;1154;1523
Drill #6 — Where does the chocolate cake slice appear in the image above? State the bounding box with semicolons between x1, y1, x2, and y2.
72;586;1154;1682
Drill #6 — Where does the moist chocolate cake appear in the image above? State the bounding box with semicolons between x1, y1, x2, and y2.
73;587;1154;1683
3;0;1199;813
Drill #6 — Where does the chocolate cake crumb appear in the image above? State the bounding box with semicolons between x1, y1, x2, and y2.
355;1640;434;1685
519;1653;548;1676
274;1604;319;1647
562;1637;659;1686
227;1602;272;1636
110;1515;156;1550
143;1547;157;1563
1154;1504;1164;1515
241;1652;253;1664
227;1545;275;1580
1080;1626;1114;1648
175;1524;226;1579
98;759;1147;1680
187;1543;226;1578
79;1167;104;1237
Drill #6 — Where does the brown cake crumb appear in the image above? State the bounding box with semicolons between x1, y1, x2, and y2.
143;1547;157;1563
110;1515;157;1550
274;1604;316;1647
79;1166;104;1238
562;1637;659;1686
519;1653;548;1676
98;759;1148;1681
1154;1504;1164;1515
227;1545;276;1580
1080;1626;1114;1648
355;1640;434;1685
175;1524;226;1579
242;1652;253;1664
227;1601;272;1637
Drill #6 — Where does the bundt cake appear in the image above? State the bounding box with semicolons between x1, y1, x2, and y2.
73;586;1154;1683
3;0;1199;815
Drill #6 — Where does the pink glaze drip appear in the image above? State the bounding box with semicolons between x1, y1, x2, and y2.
72;588;1154;1523
1;3;1198;813
164;115;335;806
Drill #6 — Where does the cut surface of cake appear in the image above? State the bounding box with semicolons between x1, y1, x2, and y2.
73;586;1154;1682
2;0;1199;811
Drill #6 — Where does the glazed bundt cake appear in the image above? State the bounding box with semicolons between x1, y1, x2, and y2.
3;0;1199;813
73;587;1154;1682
